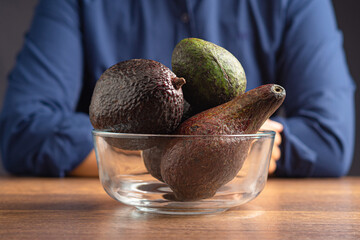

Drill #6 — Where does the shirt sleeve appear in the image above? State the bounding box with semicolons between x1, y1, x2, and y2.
0;0;93;177
273;0;355;177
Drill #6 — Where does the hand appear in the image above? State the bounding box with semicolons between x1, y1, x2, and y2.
260;119;283;175
68;150;99;177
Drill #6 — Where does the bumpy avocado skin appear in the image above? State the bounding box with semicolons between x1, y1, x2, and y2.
142;140;168;182
172;38;247;113
161;84;286;201
89;59;185;135
89;59;185;152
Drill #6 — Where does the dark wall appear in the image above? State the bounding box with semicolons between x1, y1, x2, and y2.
0;0;359;176
0;0;38;110
0;0;38;175
332;1;360;175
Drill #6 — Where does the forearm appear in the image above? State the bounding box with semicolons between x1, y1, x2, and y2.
273;112;355;177
0;0;90;177
272;0;355;177
0;108;94;176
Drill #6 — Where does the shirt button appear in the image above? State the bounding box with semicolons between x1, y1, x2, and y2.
181;13;190;23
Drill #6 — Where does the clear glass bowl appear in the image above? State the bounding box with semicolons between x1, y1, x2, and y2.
92;130;275;215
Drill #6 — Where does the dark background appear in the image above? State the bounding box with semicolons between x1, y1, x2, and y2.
0;1;359;176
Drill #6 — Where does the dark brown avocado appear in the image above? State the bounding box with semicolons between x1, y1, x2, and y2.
161;84;286;201
90;59;185;134
89;59;185;153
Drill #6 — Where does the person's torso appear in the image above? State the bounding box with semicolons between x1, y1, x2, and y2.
77;0;287;113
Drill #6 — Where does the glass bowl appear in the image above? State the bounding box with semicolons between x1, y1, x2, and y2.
92;130;275;215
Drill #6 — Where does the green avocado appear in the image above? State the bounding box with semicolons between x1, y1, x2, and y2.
172;38;247;113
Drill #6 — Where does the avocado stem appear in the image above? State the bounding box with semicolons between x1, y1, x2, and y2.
172;77;186;90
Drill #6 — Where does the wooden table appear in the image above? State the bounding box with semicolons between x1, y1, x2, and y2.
0;177;359;239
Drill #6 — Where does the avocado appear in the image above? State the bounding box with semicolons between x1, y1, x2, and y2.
161;84;286;201
89;59;186;149
172;38;246;114
142;138;169;182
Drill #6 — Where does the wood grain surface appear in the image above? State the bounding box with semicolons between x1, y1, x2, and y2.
0;177;359;239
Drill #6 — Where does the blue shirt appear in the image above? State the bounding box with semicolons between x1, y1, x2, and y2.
0;0;355;177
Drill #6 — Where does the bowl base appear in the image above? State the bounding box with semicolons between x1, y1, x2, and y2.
135;206;228;215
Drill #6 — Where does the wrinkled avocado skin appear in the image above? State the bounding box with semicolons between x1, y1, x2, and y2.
89;59;185;151
90;59;184;135
172;38;246;113
161;84;286;201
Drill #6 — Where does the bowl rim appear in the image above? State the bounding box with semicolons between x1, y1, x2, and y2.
92;129;276;138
